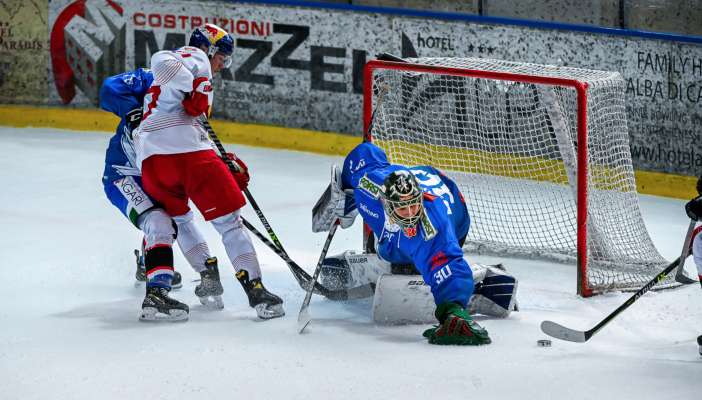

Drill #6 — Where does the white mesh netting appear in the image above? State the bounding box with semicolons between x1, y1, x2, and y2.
368;57;675;295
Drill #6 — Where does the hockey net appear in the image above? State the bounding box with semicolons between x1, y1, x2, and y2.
364;57;676;296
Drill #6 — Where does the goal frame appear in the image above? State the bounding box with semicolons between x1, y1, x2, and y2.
363;59;595;296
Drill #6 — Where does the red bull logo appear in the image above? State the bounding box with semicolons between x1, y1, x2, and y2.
204;23;226;42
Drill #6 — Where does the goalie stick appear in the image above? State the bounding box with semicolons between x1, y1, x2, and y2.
540;219;697;343
363;80;390;143
298;219;340;333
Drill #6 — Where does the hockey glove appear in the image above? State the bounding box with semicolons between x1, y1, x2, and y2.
124;108;142;140
686;196;702;221
182;77;212;117
423;302;491;346
312;164;358;232
223;152;250;190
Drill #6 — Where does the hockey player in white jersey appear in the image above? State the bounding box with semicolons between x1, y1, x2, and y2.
100;66;234;322
683;177;702;355
134;24;284;320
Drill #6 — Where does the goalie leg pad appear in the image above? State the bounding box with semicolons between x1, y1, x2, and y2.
468;278;517;318
372;263;518;325
372;274;436;325
468;264;518;318
319;250;391;293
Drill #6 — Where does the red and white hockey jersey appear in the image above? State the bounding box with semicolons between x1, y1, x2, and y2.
134;46;213;167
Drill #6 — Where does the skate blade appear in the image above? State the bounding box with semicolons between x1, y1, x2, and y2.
139;307;189;322
255;303;285;320
198;295;224;310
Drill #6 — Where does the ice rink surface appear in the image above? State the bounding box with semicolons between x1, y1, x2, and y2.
1;127;700;400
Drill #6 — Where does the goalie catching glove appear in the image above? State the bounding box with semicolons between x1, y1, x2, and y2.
312;164;358;232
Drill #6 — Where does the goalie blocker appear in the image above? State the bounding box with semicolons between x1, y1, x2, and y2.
320;250;518;324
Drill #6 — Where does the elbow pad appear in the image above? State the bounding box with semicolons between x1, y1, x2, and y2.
182;77;212;116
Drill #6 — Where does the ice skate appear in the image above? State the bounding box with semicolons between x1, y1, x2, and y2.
140;286;189;322
194;257;224;310
236;270;285;319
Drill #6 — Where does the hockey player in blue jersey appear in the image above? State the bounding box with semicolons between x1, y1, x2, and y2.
100;68;227;321
314;142;517;345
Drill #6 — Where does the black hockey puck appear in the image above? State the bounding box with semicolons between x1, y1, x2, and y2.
537;339;552;347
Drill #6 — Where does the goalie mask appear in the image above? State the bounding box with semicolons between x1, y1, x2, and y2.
381;169;424;228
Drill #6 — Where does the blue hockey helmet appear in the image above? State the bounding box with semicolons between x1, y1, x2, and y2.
189;23;234;67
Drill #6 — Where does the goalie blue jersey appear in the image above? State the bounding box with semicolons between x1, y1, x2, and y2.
340;142;474;308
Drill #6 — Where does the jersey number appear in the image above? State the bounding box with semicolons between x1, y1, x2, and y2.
411;169;455;214
142;85;161;120
434;265;453;285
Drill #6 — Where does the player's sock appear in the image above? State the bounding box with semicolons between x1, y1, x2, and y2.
236;270;284;319
422;302;491;346
144;244;174;289
194;257;224;309
134;246;182;289
135;255;182;289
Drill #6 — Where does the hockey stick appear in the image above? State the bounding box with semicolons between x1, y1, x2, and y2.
298;219;340;333
201;117;375;300
540;219;696;343
674;221;698;284
241;216;374;301
199;117;316;288
363;82;390;143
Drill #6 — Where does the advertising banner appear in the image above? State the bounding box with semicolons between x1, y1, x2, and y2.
0;0;49;104
47;0;702;175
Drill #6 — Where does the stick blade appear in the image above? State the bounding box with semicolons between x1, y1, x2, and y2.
540;320;588;343
674;268;698;284
297;305;311;334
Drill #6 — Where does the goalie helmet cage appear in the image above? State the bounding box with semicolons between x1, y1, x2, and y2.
363;57;676;297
